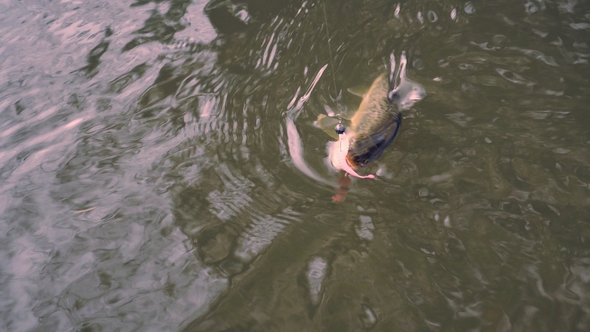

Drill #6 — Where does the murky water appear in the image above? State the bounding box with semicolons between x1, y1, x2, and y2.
1;0;590;331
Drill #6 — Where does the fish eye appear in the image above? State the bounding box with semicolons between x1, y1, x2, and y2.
334;123;345;135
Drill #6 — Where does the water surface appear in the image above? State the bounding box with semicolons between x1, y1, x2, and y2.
1;0;590;331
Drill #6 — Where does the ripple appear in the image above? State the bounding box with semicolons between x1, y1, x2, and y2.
2;0;590;331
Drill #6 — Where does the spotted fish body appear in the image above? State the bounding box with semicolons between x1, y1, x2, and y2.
346;73;402;169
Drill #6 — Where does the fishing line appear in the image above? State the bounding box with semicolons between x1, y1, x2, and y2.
322;0;338;100
322;0;346;151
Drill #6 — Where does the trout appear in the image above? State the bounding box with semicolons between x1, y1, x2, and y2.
329;73;402;179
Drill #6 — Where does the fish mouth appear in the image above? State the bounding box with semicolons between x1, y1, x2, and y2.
346;143;386;169
345;154;359;169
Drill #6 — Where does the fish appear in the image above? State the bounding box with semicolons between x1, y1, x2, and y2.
346;73;403;168
322;52;425;179
328;73;402;179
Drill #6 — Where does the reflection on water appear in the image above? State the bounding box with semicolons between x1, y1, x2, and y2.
1;0;590;331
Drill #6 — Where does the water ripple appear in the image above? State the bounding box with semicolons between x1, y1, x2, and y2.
1;0;590;331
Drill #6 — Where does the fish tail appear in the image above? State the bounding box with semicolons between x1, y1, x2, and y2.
387;51;408;101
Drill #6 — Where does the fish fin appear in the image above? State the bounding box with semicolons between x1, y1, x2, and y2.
387;51;426;108
388;87;400;101
317;114;340;139
347;85;369;98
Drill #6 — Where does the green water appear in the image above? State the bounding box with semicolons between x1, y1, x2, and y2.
1;0;590;331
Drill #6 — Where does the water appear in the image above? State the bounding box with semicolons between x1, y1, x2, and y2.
1;0;589;331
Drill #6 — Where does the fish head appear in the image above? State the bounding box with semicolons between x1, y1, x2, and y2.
346;141;385;168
